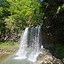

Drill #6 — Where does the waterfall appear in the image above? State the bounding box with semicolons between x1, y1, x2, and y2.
14;26;43;62
27;26;41;62
14;27;29;59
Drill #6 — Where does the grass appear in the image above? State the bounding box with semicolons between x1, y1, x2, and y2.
0;41;19;47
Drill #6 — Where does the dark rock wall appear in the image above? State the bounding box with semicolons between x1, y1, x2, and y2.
41;9;64;59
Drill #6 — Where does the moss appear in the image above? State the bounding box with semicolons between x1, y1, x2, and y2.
44;43;64;59
54;44;64;59
0;41;19;47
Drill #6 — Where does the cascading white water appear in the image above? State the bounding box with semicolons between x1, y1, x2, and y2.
14;26;43;62
28;26;41;62
14;27;29;59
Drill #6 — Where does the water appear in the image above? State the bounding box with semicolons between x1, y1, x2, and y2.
28;26;42;62
14;28;29;59
14;26;43;62
1;54;33;64
1;26;43;64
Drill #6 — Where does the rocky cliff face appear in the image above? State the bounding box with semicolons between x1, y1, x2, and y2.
41;9;64;59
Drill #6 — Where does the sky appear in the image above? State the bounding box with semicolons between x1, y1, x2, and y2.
40;0;43;2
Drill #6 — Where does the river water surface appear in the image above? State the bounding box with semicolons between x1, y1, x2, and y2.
0;54;33;64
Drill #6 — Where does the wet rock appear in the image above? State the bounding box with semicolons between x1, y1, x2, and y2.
62;58;64;63
35;50;63;64
53;59;63;64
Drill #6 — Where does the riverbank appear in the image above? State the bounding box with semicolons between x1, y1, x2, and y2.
0;46;18;57
0;42;19;62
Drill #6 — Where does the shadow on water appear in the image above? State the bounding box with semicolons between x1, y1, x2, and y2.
1;54;34;64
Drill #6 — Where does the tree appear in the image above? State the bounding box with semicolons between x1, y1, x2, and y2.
7;0;43;27
0;0;43;41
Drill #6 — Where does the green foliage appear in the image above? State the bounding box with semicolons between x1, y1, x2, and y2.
54;44;64;59
5;16;16;31
7;0;42;26
0;0;64;42
0;0;43;41
0;41;19;46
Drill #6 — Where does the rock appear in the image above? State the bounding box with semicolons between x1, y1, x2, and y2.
35;50;63;64
62;58;64;63
53;59;63;64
